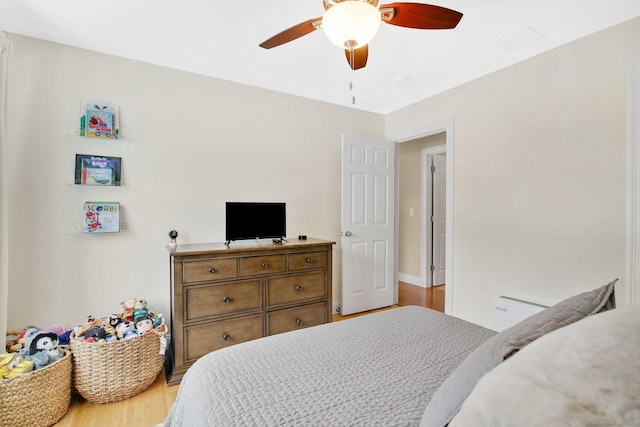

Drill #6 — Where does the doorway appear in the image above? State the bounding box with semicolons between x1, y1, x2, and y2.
390;118;455;314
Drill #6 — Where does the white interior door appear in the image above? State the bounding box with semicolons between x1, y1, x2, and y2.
432;154;446;286
341;134;395;315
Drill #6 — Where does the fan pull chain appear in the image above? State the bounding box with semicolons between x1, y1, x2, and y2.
349;47;356;104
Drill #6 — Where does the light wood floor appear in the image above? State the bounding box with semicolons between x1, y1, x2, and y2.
55;282;444;426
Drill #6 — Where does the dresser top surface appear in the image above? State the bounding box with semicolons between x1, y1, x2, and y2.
168;237;335;257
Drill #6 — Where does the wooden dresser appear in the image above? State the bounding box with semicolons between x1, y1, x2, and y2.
166;238;335;385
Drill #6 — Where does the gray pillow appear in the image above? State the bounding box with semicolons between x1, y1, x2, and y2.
419;279;617;427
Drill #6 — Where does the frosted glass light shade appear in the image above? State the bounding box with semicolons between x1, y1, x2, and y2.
322;1;381;49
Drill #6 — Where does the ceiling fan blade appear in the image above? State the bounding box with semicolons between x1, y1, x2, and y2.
344;45;369;70
380;3;463;29
259;17;322;49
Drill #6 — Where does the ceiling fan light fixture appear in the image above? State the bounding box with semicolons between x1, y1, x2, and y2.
322;1;381;50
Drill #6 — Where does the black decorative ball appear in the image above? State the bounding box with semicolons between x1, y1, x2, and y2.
169;230;178;238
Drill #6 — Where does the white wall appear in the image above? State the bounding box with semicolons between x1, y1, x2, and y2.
5;17;640;332
4;34;385;331
387;17;640;327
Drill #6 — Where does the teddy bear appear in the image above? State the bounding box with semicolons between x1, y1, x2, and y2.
74;315;102;338
119;298;137;321
132;298;150;323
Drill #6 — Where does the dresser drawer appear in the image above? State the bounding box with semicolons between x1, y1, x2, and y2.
266;271;326;307
184;315;263;363
288;251;328;271
240;254;286;276
267;302;327;336
182;258;238;283
184;279;262;322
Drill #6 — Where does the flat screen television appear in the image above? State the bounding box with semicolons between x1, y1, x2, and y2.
225;202;286;244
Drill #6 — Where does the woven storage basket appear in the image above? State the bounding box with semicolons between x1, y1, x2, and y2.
70;325;166;404
0;349;72;427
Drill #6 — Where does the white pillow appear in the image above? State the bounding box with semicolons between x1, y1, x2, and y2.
449;306;640;427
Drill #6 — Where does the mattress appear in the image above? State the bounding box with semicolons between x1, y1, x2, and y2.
163;305;496;426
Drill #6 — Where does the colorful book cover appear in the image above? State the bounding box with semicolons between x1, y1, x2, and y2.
83;202;120;233
74;154;121;186
84;109;114;138
80;102;119;139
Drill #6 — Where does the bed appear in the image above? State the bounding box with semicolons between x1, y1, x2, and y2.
162;280;633;426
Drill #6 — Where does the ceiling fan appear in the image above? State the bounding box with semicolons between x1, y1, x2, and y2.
259;0;463;70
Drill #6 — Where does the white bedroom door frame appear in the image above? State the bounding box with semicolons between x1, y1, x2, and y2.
627;61;640;306
389;117;455;315
421;145;446;288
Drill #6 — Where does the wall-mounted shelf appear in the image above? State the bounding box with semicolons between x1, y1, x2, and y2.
67;129;130;143
65;176;131;187
65;222;130;235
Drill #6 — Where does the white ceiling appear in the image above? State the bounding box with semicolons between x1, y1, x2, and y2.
1;0;640;114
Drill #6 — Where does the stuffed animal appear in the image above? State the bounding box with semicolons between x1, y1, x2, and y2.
152;313;165;329
29;332;64;359
0;353;34;378
132;298;149;323
28;332;64;368
107;313;122;329
5;332;20;352
27;351;49;370
74;315;102;338
135;316;154;335
58;329;73;346
13;327;41;354
119;298;137;321
99;321;117;342
115;320;136;339
84;326;106;343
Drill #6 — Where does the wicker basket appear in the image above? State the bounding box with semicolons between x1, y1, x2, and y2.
70;325;166;404
0;349;72;427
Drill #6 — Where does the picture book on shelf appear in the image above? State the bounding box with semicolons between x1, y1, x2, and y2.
83;201;120;233
74;154;121;186
80;101;120;139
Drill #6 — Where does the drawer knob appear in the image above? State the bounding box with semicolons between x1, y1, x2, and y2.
223;333;231;341
208;267;216;273
295;318;303;326
295;285;303;292
306;258;313;263
222;296;232;303
262;262;269;268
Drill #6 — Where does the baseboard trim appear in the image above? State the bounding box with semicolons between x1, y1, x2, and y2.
398;273;425;288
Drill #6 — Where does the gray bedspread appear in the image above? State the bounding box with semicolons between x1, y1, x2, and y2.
163;306;495;427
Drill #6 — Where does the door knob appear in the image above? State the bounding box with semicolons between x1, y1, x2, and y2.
343;231;353;237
